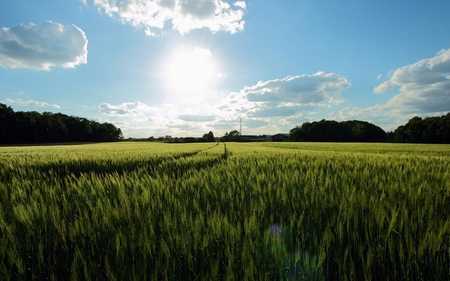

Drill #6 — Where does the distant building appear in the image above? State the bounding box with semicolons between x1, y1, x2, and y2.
270;133;290;142
240;135;266;142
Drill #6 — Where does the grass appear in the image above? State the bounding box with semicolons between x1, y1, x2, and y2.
0;142;449;280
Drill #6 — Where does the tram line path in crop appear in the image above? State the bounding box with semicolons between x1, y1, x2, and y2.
1;142;225;185
0;142;449;280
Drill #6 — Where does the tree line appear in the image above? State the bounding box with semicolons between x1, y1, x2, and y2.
2;101;448;144
289;120;387;142
0;103;123;144
392;113;450;143
289;113;450;143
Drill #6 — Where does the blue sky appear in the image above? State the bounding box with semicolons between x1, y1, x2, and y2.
1;0;449;138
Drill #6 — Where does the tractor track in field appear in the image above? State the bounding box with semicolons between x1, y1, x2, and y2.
0;142;229;186
162;142;230;182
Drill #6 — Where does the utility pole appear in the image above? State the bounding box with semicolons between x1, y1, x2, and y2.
240;118;242;136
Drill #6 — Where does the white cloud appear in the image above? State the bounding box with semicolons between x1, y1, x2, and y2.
329;93;345;104
0;21;88;70
329;105;396;133
373;80;394;94
2;98;60;109
180;0;217;19
249;106;297;118
244;72;351;106
92;0;246;35
234;1;246;9
334;49;450;131
334;99;449;132
242;118;267;128
98;99;239;137
98;101;155;116
373;48;450;113
376;74;382;80
249;105;314;118
178;115;216;122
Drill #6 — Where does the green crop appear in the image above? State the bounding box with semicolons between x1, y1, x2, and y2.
0;142;449;280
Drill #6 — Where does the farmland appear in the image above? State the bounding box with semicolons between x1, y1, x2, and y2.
0;142;449;280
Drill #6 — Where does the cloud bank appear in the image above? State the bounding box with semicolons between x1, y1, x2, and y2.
374;48;450;114
337;48;450;131
0;21;88;70
98;71;353;137
243;72;351;118
92;0;246;35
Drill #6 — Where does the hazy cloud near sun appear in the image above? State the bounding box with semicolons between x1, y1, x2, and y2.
178;115;216;122
0;21;88;70
100;62;450;137
92;0;246;35
95;48;449;136
96;68;356;137
248;105;314;118
374;48;450;114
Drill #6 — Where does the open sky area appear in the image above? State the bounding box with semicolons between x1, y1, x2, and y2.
1;0;449;138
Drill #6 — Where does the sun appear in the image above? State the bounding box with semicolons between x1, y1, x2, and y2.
166;48;215;93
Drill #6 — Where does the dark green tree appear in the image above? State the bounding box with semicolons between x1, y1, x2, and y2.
0;104;15;143
221;130;240;142
394;113;450;143
437;113;450;143
290;119;386;142
0;103;123;144
207;131;215;142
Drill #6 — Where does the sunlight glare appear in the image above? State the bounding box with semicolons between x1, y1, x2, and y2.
167;48;214;93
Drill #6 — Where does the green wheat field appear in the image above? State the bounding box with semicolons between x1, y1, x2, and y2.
1;142;449;280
